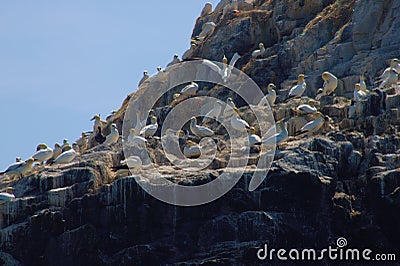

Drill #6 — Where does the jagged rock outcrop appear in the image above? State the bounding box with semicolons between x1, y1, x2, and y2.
1;0;400;265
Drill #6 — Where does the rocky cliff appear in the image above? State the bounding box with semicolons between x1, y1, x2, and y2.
1;0;400;265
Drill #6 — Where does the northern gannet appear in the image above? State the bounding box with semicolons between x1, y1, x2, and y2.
53;146;77;165
248;127;261;147
127;128;147;147
15;157;22;162
138;71;149;87
180;81;199;98
91;114;107;133
230;107;250;131
0;188;15;202
48;143;62;164
106;110;117;123
32;144;53;164
284;74;307;102
167;54;181;67
134;109;155;135
200;2;213;17
197;22;216;40
295;99;317;115
183;140;201;159
0;158;34;178
202;52;241;83
296;112;325;135
353;83;368;102
76;132;88;152
252;43;266;58
202;101;222;123
103;123;120;145
316;72;338;100
190;117;214;137
140;116;158;138
360;75;368;93
259;118;289;147
182;44;196;60
113;156;142;174
61;139;70;151
377;58;400;82
259;83;277;106
379;68;398;90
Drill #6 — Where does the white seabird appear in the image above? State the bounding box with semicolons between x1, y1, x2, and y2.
353;83;368;102
106;110;117;123
76;132;88;152
295;99;318;115
182;44;196;60
91;114;107;133
230;108;250;131
32;144;53;164
167;54;181;67
197;22;216;40
248;127;261;147
61;139;70;150
284;74;307;102
0;158;34;178
200;2;213;17
190;117;214;137
296;112;325;135
53;145;77;165
376;58;400;82
180;82;199;98
316;72;338;100
140;116;158;138
202;101;223;123
379;67;398;90
49;143;62;162
103;123;120;145
120;156;142;174
259;83;277;107
202;53;241;83
252;43;266;58
0;188;15;202
127;128;147;147
183;140;201;159
360;75;368;92
259;118;289;147
138;71;150;87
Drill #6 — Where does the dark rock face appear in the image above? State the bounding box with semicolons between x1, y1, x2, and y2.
1;0;400;265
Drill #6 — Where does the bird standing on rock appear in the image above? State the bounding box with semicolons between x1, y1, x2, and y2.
354;83;368;102
230;108;250;131
248;127;261;147
167;54;181;67
296;112;325;136
252;43;266;58
190;117;214;138
140;116;158;138
259;83;277;107
183;140;201;159
32;144;53;164
103;124;120;145
138;71;149;87
316;72;338;100
53;145;76;165
284;74;307;102
258;118;289;148
0;158;34;178
295;99;318;115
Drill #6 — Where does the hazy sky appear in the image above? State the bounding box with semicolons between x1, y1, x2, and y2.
0;0;220;170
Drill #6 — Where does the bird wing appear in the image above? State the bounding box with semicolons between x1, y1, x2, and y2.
229;52;241;70
202;60;221;74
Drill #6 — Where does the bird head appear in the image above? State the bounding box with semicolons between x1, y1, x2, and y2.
174;54;179;59
191;117;197;123
322;72;330;80
222;55;228;65
157;66;162;72
354;83;361;91
16;157;22;162
26;158;35;164
143;71;149;76
150;116;158;124
298;74;306;82
130;128;136;135
259;43;265;49
54;143;61;149
91;114;100;121
249;127;256;134
186;140;197;147
390;58;399;66
267;83;276;91
36;143;48;151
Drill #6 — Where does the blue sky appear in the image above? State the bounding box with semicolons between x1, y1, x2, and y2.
0;0;220;170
